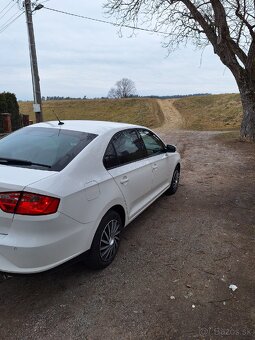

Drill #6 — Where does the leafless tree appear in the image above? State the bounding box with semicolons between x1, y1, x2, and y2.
105;0;255;141
108;78;137;98
108;87;119;98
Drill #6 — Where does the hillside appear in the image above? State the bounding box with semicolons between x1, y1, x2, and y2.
19;98;164;128
19;94;243;131
173;93;242;130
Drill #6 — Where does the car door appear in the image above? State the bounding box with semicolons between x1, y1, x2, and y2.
138;129;172;196
103;129;153;221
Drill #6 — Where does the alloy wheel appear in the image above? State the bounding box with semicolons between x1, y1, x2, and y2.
99;219;120;262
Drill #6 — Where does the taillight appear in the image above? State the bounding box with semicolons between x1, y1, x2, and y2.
16;192;60;215
0;192;60;215
0;192;20;213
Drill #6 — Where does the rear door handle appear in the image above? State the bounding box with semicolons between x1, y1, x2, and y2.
120;176;129;184
152;164;158;170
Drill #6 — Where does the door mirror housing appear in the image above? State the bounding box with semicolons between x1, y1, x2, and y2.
166;144;176;153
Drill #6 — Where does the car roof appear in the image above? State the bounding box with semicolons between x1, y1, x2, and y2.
28;120;144;135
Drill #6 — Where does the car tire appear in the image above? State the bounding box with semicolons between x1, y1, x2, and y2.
86;210;122;269
166;166;180;195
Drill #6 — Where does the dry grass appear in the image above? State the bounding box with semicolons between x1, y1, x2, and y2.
19;98;164;128
212;130;239;142
19;94;243;132
174;93;242;130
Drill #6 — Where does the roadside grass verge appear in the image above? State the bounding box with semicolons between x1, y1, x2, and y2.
174;94;242;130
213;130;240;143
19;98;164;128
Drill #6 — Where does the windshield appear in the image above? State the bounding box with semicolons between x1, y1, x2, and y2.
0;127;97;171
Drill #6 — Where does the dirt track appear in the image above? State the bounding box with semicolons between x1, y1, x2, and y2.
157;99;184;131
0;102;255;339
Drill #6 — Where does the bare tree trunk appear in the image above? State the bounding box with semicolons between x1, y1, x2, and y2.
238;82;255;142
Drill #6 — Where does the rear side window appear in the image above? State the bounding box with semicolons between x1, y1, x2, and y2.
103;142;119;169
0;127;97;171
106;130;146;167
113;130;146;166
138;130;165;156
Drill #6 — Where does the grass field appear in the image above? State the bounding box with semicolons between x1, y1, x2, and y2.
173;93;242;130
19;98;164;128
19;94;243;131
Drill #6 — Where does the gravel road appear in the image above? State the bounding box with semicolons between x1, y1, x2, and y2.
0;102;255;339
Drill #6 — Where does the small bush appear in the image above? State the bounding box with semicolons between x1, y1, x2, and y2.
0;92;22;131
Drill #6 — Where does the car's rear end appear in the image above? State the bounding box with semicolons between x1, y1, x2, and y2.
0;123;99;274
0;166;63;273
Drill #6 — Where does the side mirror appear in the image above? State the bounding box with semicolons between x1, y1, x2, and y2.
166;144;176;153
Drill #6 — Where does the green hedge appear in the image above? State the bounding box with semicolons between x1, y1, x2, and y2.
0;92;22;132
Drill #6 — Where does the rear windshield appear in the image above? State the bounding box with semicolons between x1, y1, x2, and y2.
0;127;97;171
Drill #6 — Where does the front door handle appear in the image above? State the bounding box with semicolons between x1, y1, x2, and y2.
120;176;129;184
152;164;158;170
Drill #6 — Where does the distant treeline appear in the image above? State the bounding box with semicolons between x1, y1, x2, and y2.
41;96;87;101
141;93;211;99
19;93;211;101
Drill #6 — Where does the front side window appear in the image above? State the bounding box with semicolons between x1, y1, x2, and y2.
138;130;165;156
112;130;146;166
0;127;97;171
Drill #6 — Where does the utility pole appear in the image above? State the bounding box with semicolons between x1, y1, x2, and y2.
24;0;43;122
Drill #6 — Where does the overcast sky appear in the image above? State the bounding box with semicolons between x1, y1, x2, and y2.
0;0;238;100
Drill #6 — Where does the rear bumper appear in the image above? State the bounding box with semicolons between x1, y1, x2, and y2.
0;213;96;274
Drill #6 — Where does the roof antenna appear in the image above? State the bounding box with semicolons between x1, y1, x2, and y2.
53;109;64;125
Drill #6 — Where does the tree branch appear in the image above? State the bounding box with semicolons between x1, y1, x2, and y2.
235;0;255;38
180;0;217;45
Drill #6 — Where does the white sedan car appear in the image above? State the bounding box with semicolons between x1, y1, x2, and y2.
0;120;180;274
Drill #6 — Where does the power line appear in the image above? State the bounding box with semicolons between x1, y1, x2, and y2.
0;8;22;29
0;1;16;21
0;10;24;33
0;0;43;34
43;6;169;36
0;0;13;15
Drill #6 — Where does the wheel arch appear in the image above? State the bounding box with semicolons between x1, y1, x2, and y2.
109;204;126;227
